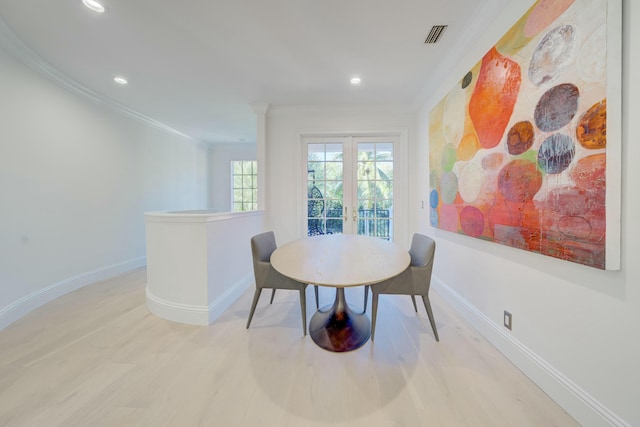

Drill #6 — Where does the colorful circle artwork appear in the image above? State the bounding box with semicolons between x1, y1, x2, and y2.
428;0;610;269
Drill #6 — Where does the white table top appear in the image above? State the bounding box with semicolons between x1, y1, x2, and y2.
271;234;410;287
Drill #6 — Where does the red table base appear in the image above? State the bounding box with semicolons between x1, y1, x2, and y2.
309;287;370;352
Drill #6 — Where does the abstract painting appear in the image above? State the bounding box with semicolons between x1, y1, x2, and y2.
429;0;621;269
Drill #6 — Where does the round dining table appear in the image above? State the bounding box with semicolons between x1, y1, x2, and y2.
270;234;410;352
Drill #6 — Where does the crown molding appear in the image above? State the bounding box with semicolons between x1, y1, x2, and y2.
267;103;416;116
0;17;198;143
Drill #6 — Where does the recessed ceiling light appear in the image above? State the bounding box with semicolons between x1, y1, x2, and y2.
114;76;128;85
350;77;362;85
82;0;105;13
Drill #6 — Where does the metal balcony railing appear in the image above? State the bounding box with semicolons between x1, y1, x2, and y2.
307;207;390;239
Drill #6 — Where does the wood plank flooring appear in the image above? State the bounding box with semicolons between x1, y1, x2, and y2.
0;268;578;426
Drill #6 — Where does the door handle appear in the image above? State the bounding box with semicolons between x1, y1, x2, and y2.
353;208;357;222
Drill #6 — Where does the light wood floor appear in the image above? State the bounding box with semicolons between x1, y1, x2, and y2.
0;268;578;427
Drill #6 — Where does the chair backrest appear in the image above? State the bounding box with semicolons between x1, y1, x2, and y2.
250;231;278;288
251;231;277;263
408;233;436;293
409;233;436;268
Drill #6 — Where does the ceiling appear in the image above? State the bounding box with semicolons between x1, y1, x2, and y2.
0;0;505;144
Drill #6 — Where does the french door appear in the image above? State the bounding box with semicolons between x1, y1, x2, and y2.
305;136;396;240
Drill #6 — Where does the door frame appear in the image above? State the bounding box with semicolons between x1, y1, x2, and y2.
296;128;409;246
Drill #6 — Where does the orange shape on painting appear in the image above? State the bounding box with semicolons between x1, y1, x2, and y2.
469;48;522;150
507;121;534;155
458;133;480;161
497;159;542;203
576;100;607;149
570;154;606;191
488;198;514;228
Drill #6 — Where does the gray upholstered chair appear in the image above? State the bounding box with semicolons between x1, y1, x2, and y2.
370;233;439;341
246;231;318;335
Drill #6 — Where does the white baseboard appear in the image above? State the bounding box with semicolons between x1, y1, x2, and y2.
145;274;253;326
207;274;253;324
432;277;630;427
0;257;146;332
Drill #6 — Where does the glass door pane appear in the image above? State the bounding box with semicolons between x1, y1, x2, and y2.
356;141;394;240
307;143;345;236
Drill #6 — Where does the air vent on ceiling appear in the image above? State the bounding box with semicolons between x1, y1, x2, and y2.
424;25;448;44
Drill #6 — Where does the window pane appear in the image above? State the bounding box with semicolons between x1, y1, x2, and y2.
325;162;343;180
325;180;342;199
376;143;393;160
233;175;243;188
380;186;393;200
308;144;326;161
308;199;324;218
310;181;325;196
325;144;343;161
358;143;375;161
376;161;393;180
358;219;374;236
358;199;375;210
233;162;243;174
326;218;343;234
308;218;325;236
357;162;375;180
308;164;325;181
357;182;370;199
325;199;343;218
308;162;323;176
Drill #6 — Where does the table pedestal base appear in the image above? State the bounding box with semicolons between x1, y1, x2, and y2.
309;288;370;352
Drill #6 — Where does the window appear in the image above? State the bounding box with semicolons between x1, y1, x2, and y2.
231;160;257;212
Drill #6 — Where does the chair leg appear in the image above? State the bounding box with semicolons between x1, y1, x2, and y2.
269;289;276;304
410;295;418;312
299;288;307;336
314;285;319;309
363;285;369;312
246;288;262;329
371;293;379;341
422;295;439;342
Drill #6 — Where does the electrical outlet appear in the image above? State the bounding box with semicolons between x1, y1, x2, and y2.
504;310;512;330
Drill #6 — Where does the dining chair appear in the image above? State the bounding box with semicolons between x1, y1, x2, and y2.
247;231;319;335
370;233;439;341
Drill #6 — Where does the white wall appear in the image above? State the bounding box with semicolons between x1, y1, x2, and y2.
0;45;209;329
414;0;639;426
145;210;265;326
265;104;417;247
209;143;256;212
